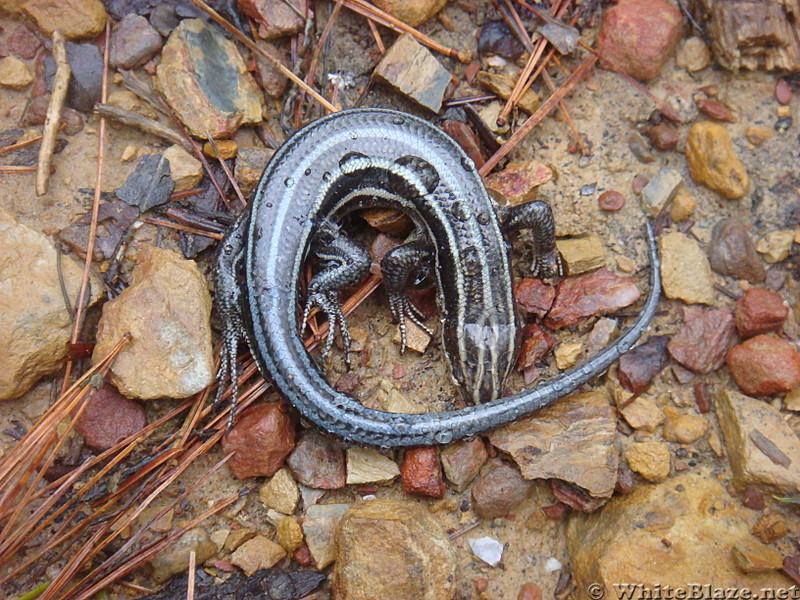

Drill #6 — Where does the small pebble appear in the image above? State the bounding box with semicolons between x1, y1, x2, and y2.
518;582;543;600
775;78;793;105
745;125;773;146
544;557;563;572
695;98;736;122
775;117;792;133
468;536;504;567
598;190;625;211
670;193;696;222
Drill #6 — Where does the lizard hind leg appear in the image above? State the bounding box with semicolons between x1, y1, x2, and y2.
300;225;371;365
380;239;435;353
498;200;567;279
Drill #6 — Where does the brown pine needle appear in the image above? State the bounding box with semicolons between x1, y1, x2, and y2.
0;165;37;171
139;216;224;239
480;54;598;175
60;20;111;397
0;134;43;156
343;0;470;63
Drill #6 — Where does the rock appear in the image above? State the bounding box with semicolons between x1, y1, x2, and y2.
776;78;793;104
392;321;431;354
596;0;683;81
554;342;582;370
583;318;619;359
731;539;784;574
745;125;773;146
752;512;788;544
287;430;346;490
733;288;788;337
785;388;800;412
116;153;174;212
598;190;625;211
667;306;738;374
0;208;102;400
756;230;795;263
222;402;296;479
22;0;107;40
346;447;400;485
476;71;540;114
259;467;300;514
675;36;712;71
150;527;216;582
659;231;715;305
484;161;553;205
468;537;504;567
670;193;696;222
566;473;791;596
620;397;665;432
223;528;257;552
551;479;605;512
517;323;558;371
543;268;642;330
489;391;618;500
685;121;749;200
707;219;766;283
555;235;606;275
640;167;682;217
230;535;285;575
401;447;445;498
373;0;448;26
624;441;670;482
696;98;737;123
727;335;800;396
662;410;708;444
479;21;525;60
644;122;679;151
785;555;800;586
43;42;103;113
440;438;488;491
74;383;147;449
360;208;413;237
518;582;543;600
163;145;202;192
742;488;765;510
302;503;349;569
370;381;428;414
617;335;670;394
514;279;555;319
715;388;800;493
156;19;262;139
253;41;289;99
92;247;213;399
110;14;162;69
276;516;304;552
333;500;457;600
374;34;452;113
442;121;487;170
0;56;33;89
471;462;532;519
203;139;238;160
235;146;274;196
239;0;304;39
7;24;42;60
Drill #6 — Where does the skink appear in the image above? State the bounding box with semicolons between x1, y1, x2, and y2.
215;108;661;447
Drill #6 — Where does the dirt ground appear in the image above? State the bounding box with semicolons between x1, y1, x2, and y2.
1;2;799;599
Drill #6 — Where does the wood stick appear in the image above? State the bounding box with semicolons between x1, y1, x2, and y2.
95;104;192;152
36;30;69;196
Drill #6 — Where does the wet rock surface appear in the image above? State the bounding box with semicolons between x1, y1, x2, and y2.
0;208;102;400
715;388;800;493
596;0;683;81
333;500;457;600
727;335;800;396
221;402;296;479
685;121;750;199
156;19;262;138
707;219;767;283
667;306;738;374
489;391;619;500
92;247;214;400
659;231;715;305
74;383;147;449
471;461;532;519
567;473;791;595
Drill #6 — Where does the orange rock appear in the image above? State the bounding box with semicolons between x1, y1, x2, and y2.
727;335;800;395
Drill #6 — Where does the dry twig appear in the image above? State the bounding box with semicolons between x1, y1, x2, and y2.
36;30;69;196
95;104;192;151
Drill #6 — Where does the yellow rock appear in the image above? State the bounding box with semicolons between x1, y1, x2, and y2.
231;535;285;575
567;473;792;597
745;125;773;146
624;441;670;482
670;193;696;222
0;57;33;89
203;139;238;160
756;230;794;263
276;516;304;552
372;0;448;27
554;341;583;369
163;144;203;192
23;0;107;40
686;121;749;199
556;235;606;275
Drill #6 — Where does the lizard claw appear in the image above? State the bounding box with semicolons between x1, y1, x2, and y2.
388;293;433;353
